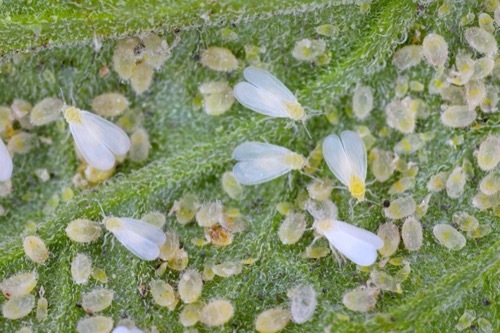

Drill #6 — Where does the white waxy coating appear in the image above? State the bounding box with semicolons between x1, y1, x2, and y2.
401;217;423;251
221;171;244;200
369;148;395;182
64;107;131;171
476;135;500;171
130;62;154;95
384;196;416;219
287;284;317;324
323;131;367;201
392;45;423;70
196;202;223;227
233;66;306;121
292;39;326;61
440;106;476;128
65;219;102;243
23;236;49;264
446;167;467;199
394;134;425;155
178;270;203;304
278;212;306;245
199;299;234;327
2;294;35;319
377;222;400;257
427;171;449;192
388;177;415;195
255;307;290;333
307;178;333;201
199;80;235;116
473;57;495;79
212;261;243;277
452;212;479;232
112;37;141;80
8;132;36;154
91;93;129;117
71;253;92;285
422;33;448;67
352;85;374;120
150;280;177;309
305;199;338;221
30;97;64;126
0;272;36;298
315;219;383;266
385;100;416;134
82;288;114;313
479;171;500;195
232;142;305;185
104;217;166;261
76;316;114;333
179;302;204;327
128;128;150;163
464;27;497;55
342;287;379;312
200;47;238;72
433;224;466;250
465;80;486;110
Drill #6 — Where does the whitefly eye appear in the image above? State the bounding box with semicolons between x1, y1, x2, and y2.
233;66;306;121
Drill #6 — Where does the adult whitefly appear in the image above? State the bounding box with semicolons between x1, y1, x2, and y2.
234;66;306;121
232;142;306;185
352;85;374;120
314;219;383;266
464;27;497;55
0;139;13;181
422;33;448;68
287;284;317;324
433;224;466;250
64;106;130;171
30;97;64;126
440;105;476;128
323;131;367;201
104;217;166;261
392;45;423;70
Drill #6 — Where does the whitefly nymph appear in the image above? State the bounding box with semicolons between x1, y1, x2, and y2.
323;130;367;201
233;66;306;121
0;138;13;181
313;218;383;266
64;106;131;171
104;217;166;261
232;141;306;185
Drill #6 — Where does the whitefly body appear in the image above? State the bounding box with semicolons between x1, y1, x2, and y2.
314;219;383;266
323;130;367;201
64;106;131;171
233;66;306;121
104;217;166;260
0;138;13;181
232;142;306;185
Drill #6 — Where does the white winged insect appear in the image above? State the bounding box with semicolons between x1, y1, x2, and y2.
64;106;130;171
233;66;306;121
232;142;306;185
0;139;13;181
323;130;367;201
313;218;383;266
104;217;166;261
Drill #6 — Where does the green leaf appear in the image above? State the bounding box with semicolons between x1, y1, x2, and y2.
0;0;498;331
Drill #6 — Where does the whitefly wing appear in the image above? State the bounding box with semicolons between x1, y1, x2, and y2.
0;139;13;181
322;134;352;186
324;220;383;266
234;82;290;118
341;131;367;180
233;158;292;185
233;142;291;161
80;111;131;156
243;66;297;102
69;122;116;171
119;218;166;246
